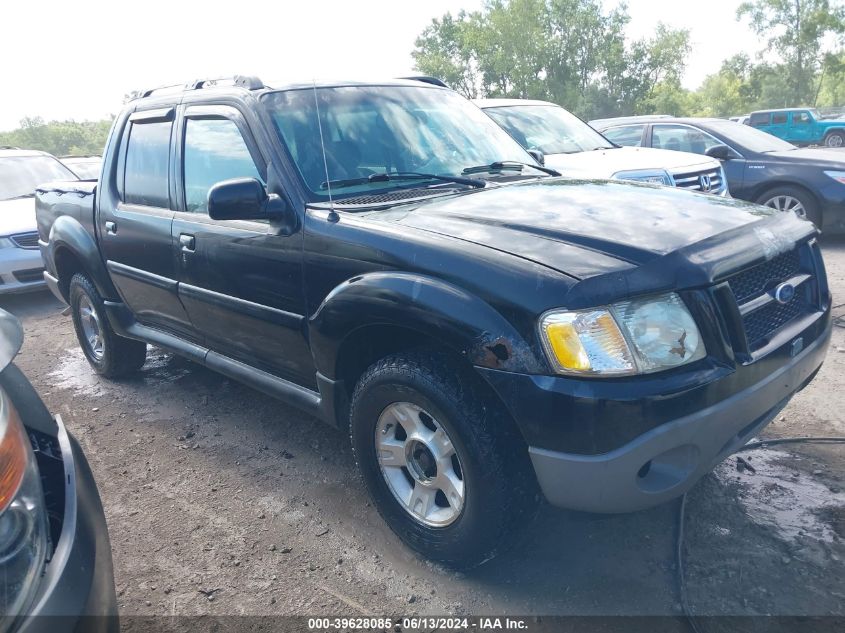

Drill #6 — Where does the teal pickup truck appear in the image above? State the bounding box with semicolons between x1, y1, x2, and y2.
748;108;845;148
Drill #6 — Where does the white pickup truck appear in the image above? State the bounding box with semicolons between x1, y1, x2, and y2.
476;99;728;196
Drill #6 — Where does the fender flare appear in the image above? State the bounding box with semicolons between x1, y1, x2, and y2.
309;271;545;379
47;215;119;301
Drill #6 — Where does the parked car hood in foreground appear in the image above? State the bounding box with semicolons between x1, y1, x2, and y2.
0;309;24;370
368;178;805;283
0;197;37;236
542;146;718;178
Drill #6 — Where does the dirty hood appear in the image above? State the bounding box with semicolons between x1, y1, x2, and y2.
543;146;719;178
370;178;815;304
0;197;37;236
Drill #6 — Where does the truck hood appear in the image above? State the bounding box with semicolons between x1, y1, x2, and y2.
0;197;37;236
370;178;814;298
543;146;718;178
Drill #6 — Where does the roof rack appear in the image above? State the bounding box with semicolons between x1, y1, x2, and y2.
400;76;448;88
0;146;21;150
132;75;265;100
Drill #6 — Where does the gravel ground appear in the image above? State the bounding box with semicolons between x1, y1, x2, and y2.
2;237;844;623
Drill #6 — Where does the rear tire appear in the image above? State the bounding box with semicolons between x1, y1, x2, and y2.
69;273;147;377
824;131;844;148
349;349;537;569
756;186;821;228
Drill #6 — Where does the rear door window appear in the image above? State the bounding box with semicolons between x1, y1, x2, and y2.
602;125;645;147
124;121;172;207
749;112;770;127
651;125;723;155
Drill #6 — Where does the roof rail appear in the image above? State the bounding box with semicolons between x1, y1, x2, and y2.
0;146;21;150
132;75;265;100
400;76;448;88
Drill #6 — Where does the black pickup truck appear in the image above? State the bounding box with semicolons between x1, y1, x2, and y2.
36;76;831;567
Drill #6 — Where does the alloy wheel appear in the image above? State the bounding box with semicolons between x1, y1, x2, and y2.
78;295;105;359
375;402;465;527
763;194;806;219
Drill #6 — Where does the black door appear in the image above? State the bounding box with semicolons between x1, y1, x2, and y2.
171;105;313;386
98;108;195;338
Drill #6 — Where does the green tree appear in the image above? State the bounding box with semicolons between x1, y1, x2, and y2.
0;118;113;157
412;0;690;119
737;0;845;105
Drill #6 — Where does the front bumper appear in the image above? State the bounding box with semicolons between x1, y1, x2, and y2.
479;311;830;514
0;247;46;294
17;415;118;633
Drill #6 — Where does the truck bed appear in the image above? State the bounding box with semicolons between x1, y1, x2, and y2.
35;180;97;245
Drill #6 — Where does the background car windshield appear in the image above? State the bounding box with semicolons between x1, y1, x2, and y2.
262;86;534;197
63;158;101;180
484;105;611;154
707;120;796;153
0;155;77;201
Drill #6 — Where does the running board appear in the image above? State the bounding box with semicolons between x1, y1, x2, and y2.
103;301;324;420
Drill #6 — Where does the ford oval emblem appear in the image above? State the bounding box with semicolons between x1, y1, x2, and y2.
774;282;796;304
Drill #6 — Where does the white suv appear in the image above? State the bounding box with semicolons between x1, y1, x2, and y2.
0;149;78;293
476;99;728;196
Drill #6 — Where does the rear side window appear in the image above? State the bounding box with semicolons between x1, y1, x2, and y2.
772;112;787;124
749;112;770;127
183;118;263;213
602;125;644;147
124;121;172;207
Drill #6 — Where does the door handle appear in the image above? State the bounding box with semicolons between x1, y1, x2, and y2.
105;221;117;235
179;233;196;252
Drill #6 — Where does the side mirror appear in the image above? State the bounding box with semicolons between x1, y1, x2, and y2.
705;144;739;161
208;177;289;221
527;148;545;166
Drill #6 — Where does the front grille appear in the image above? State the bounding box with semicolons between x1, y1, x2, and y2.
10;232;39;249
13;268;44;283
728;249;801;304
723;245;817;351
672;167;724;194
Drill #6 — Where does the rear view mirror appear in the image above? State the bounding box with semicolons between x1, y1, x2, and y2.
208;178;287;221
527;148;545;166
705;144;739;161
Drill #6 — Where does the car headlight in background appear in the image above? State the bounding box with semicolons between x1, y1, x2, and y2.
611;169;674;186
0;387;49;623
824;170;845;185
0;238;15;250
539;293;706;376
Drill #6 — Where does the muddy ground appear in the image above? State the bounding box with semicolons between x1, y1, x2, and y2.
2;238;844;626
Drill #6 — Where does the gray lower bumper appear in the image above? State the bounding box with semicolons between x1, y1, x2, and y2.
529;324;830;513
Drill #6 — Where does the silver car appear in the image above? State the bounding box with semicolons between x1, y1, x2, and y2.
0;149;77;293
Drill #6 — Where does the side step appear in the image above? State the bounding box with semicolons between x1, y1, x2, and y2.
103;301;324;420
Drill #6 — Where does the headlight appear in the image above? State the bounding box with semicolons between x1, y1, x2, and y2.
611;169;674;187
539;293;706;376
0;238;15;250
824;170;845;184
0;387;49;622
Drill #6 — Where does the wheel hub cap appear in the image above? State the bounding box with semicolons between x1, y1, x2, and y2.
375;402;465;527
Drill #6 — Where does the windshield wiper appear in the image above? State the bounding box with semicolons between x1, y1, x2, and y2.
321;171;485;190
461;161;561;177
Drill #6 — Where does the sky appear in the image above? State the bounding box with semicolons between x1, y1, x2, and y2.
0;0;766;131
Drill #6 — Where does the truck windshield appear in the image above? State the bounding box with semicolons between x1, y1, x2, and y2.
262;85;540;199
483;104;613;155
0;155;77;201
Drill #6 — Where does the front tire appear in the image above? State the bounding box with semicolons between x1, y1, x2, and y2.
757;186;821;228
349;350;536;568
824;131;845;148
69;273;147;377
